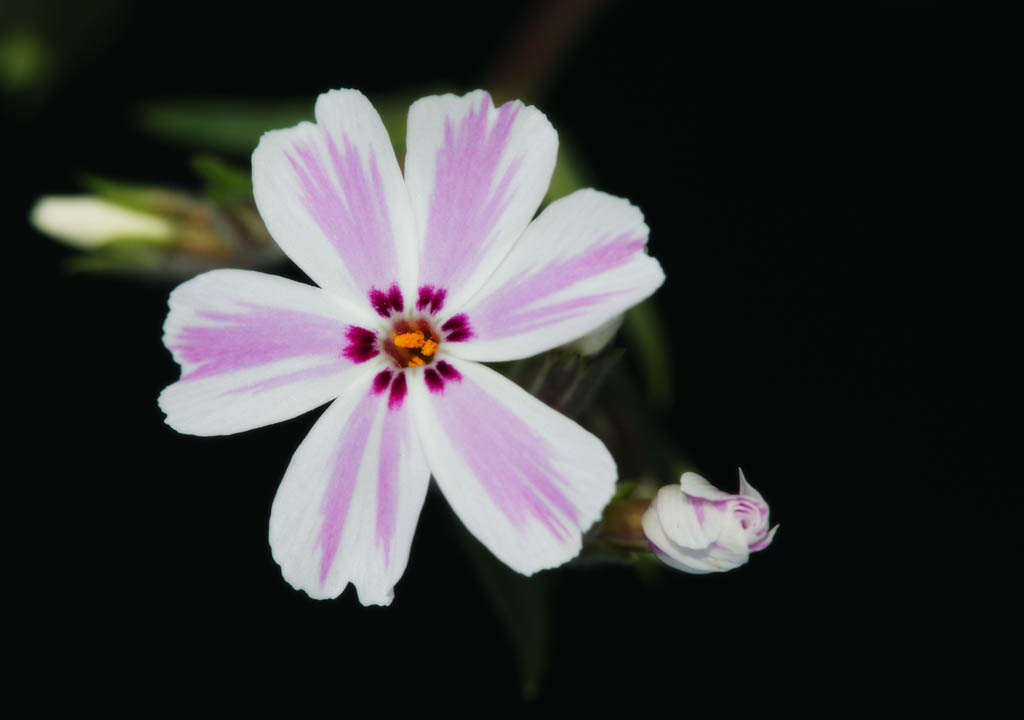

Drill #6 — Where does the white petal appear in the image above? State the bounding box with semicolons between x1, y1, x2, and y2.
652;484;724;550
641;504;717;575
449;189;664;361
403;90;558;311
680;471;737;502
738;467;768;505
159;269;377;436
269;368;430;604
252;89;418;308
408;359;614;575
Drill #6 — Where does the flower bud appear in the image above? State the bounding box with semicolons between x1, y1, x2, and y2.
642;469;777;573
30;196;174;249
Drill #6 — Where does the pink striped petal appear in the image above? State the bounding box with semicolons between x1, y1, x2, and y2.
408;360;615;575
449;190;665;361
160;270;376;436
269;366;430;604
403;90;558;311
252;89;418;308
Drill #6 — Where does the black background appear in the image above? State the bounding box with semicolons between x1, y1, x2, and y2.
11;0;1013;710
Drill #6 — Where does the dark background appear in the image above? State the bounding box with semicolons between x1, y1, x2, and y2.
10;0;1012;710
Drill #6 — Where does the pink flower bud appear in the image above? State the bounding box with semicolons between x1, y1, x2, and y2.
642;469;777;573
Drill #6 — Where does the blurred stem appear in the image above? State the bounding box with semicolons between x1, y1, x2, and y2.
489;0;606;103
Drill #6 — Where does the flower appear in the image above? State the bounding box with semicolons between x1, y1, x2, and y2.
642;469;777;573
30;196;174;249
159;89;665;604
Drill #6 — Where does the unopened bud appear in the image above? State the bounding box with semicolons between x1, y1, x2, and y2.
30;196;174;249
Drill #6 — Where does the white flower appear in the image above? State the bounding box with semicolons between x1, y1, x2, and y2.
29;196;174;249
642;469;777;573
159;89;665;605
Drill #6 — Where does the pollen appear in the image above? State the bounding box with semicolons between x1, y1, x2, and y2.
383;318;441;368
394;331;426;349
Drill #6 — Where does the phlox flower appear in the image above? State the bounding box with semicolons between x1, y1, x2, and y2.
159;89;665;604
642;470;778;573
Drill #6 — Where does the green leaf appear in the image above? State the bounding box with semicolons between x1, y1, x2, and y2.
137;99;313;156
79;174;198;217
461;532;549;700
63;243;163;274
190;155;253;202
622;299;674;408
137;95;416;158
546;140;589;204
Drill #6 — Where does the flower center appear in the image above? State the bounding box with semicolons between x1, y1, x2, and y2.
383;318;441;368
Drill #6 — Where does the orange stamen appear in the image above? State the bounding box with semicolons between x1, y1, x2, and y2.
420;339;438;357
408;356;426;366
394;331;425;349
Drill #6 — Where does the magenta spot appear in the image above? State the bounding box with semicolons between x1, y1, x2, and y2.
372;369;393;394
436;360;461;382
369;287;392;318
416;285;435;311
429;288;447;314
342;325;379;363
441;313;473;342
387;283;404;313
388;372;407;410
424;368;444;393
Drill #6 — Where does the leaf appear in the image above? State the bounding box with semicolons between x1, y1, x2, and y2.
136;99;314;156
547;140;589;204
137;95;415;158
622;299;674;408
190;155;253;202
461;532;549;700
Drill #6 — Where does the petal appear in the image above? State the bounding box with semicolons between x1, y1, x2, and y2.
408;359;614;575
269;368;431;604
160;269;375;436
252;89;418;306
680;471;738;502
404;90;558;310
738;467;768;506
749;524;779;552
652;484;724;550
641;506;717;575
448;189;665;361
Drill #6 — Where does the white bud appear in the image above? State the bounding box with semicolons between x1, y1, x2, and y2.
30;196;174;249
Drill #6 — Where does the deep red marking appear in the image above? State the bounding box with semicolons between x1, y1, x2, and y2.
416;285;435;311
436;360;461;382
440;313;473;342
424;368;444;393
369;287;393;318
388;372;407;409
372;369;393;394
342;325;379;363
387;283;404;313
429;288;447;314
